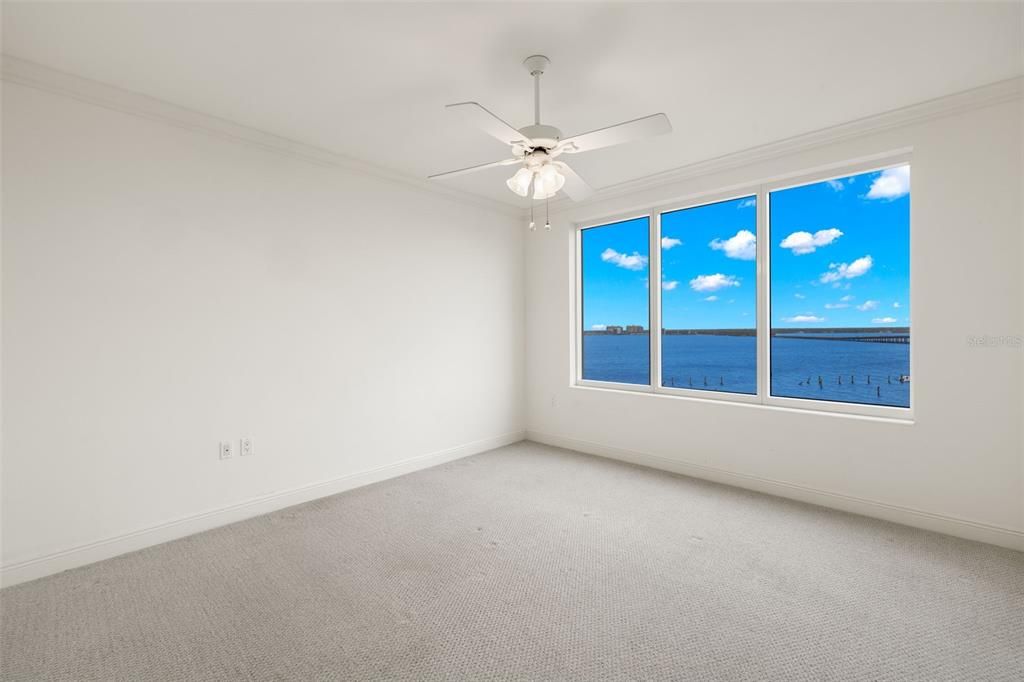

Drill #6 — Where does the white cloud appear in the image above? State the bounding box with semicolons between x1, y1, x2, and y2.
601;247;648;271
738;198;756;208
779;228;843;255
662;280;679;291
893;301;901;308
709;229;756;260
794;293;806;299
856;300;879;312
826;179;844;191
689;273;741;292
840;295;854;302
824;303;849;309
784;315;825;323
661;237;682;250
872;317;898;324
866;165;910;200
820;255;873;283
704;295;718;301
591;324;607;331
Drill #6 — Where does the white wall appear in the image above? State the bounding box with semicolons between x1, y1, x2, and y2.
526;96;1024;550
2;73;1021;591
1;82;525;583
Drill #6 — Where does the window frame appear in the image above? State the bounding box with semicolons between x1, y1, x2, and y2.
573;153;914;420
575;212;655;391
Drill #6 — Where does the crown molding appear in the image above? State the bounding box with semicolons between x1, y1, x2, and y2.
4;55;1019;221
546;75;1024;215
0;55;525;219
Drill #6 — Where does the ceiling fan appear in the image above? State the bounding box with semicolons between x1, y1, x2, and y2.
429;55;672;213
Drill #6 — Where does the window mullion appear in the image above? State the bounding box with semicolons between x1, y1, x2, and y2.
649;210;661;391
757;184;769;405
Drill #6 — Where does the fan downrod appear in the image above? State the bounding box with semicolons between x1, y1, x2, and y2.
519;55;560;148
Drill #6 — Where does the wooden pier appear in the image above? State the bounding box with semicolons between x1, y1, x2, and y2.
775;334;909;344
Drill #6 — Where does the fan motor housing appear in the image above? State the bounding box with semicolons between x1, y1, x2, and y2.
519;124;562;150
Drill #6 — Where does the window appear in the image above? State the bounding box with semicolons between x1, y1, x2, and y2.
575;159;911;416
769;165;910;408
661;196;757;394
580;216;650;385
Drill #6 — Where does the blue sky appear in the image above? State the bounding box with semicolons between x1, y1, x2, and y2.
581;217;651;329
662;197;756;329
770;165;909;328
581;165;910;330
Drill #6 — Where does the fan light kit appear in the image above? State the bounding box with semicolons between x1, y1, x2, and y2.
429;55;672;230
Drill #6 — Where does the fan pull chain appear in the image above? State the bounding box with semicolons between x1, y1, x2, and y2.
529;201;536;231
545;194;551;231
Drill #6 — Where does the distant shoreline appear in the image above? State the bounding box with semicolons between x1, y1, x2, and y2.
584;327;910;337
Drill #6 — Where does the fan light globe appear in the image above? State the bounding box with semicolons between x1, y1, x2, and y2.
506;167;534;197
532;164;565;199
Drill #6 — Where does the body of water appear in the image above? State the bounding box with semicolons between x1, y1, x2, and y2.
582;332;910;408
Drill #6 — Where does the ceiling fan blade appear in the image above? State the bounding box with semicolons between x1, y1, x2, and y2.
446;102;530;147
559;113;671;154
555;162;595;201
428;157;520;180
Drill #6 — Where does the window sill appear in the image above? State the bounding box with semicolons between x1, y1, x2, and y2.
570;382;915;425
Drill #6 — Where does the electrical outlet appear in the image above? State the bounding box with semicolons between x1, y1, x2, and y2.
240;438;254;457
219;441;233;460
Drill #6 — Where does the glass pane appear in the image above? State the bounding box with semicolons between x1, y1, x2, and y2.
769;165;910;408
660;197;757;394
581;217;650;384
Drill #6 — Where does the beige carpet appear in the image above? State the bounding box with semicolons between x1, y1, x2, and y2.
2;441;1023;681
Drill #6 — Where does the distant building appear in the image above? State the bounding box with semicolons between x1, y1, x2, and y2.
625;325;645;333
606;325;624;334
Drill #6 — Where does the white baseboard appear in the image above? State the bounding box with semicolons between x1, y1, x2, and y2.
1;431;526;588
526;431;1024;552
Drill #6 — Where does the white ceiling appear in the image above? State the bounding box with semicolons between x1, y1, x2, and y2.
4;2;1022;207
